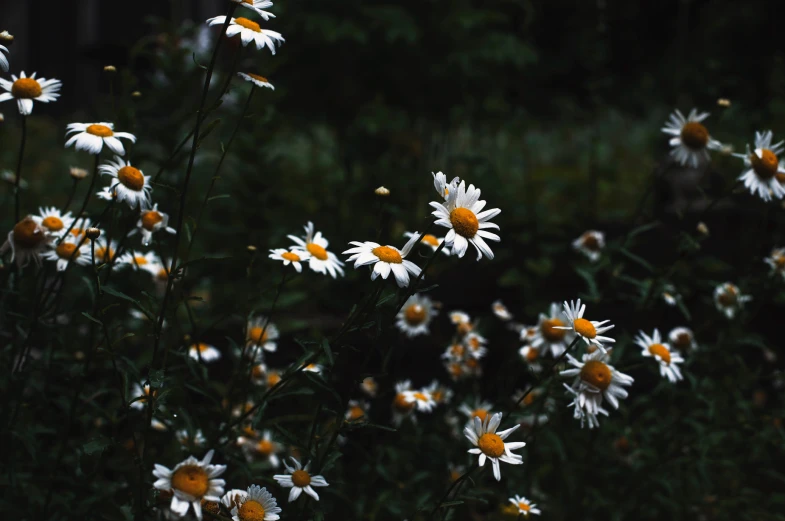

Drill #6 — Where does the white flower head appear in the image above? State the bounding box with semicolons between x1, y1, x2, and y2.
189;343;221;362
273;457;329;502
0;216;51;268
734;131;785;201
230;485;281;521
661;108;722;167
491;300;512;321
432;171;460;199
555;299;615;353
391;380;416;425
430;180;500;260
238;72;275;90
508;495;542;517
713;282;751;319
246;315;279;354
32;207;74;239
231;0;277;20
403;388;437;413
404;230;449;255
560;349;633;425
360;376;378;397
119;250;160;276
129;383;156;410
634;329;684;383
134;204;175;246
464;412;524;481
0;71;61;115
206;16;284;54
345;399;370;421
529;302;576;357
152;449;227;520
765;247;785;279
343;234;422;287
41;237;90;271
287;222;344;278
572;230;605;262
396;294;437;337
65;122;136;155
98;156;152;209
668;326;697;353
269;248;311;272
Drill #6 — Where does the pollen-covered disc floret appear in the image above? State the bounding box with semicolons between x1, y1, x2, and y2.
246;315;279;355
635;329;684;383
560;349;633;429
343;234;422;287
231;0;277;20
395;294;438;337
0;71;61;115
230;484;282;521
41;237;89;271
733;130;785;201
572;230;605;262
555;299;615;353
238;72;275;90
765;247;785;279
133;204;175;246
152;449;227;520
269;248;311;272
32;206;75;239
529;302;576;357
65;122;136;155
287;222;344;278
273;457;329;503
508;495;542;517
430;179;501;260
206;16;284;54
661;108;722;168
464;412;525;481
0;216;51;268
188;343;221;363
98;156;152;209
713;282;751;319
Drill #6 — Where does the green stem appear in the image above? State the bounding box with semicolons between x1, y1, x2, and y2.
14;115;27;223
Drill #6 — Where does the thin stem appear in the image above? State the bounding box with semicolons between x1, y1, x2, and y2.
62;178;79;213
59;154;101;244
14;115;27;223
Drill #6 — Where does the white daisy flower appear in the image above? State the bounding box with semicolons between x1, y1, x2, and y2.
0;43;8;72
96;184;118;202
563;382;608;429
491;300;512;321
403;388;437;412
529;302;576;357
303;363;323;374
66;217;94;242
273;457;329;502
430;180;501;260
441;342;467;363
426;380;453;404
287;222;344;278
661;284;680;306
360;376;378;397
98;156;152;209
230;484;281;521
41;237;89;271
237;429;281;467
734;131;785;201
189;343;221;362
32;207;74;239
93;238;119;265
0;216;51;268
464;412;525;481
231;0;277;20
518;345;543;373
0;71;61;115
572;230;605;262
238;72;274;90
508;495;541;517
668;326;697;353
459;400;493;425
119;250;160;275
176;429;206;448
129;383;156;410
555;299;615;353
246;315;279;354
449;311;472;333
269;248;310;272
765;247;785;279
661;108;722;168
395;294;437;337
432;171;460;199
713;282;751;319
134;204;175;246
206;16;284;54
464;332;488;359
391;380;416;425
152;449;226;520
65;122;136;155
343;234;422;287
560;349;633;423
635;329;684;383
221;489;248;512
404;231;449;255
345;399;369;421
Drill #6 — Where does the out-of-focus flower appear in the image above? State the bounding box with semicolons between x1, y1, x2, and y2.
734;131;785;201
508;495;541;517
189;343;221;362
661;108;722;168
713;282;751;319
635;329;684;383
572;230;605;262
1;217;51;267
396;294;437;337
238;72;274;90
668;327;697;353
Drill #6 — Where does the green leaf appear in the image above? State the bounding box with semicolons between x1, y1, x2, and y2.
619;247;654;272
102;286;153;318
321;338;334;366
83;436;112;455
81;312;103;325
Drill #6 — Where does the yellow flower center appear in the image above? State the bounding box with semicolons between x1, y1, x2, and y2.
247;326;269;344
524;346;539;362
86;124;114;137
448;363;463;378
774;254;785;269
157;268;169;281
251;364;265;379
117;165;144;191
256;439;274;456
540;318;566;342
471;409;489;423
11;77;42;98
404;304;427;325
718;286;738;306
421;234;439;247
680;121;709;149
247;73;269;83
457;322;472;336
55;242;79;259
291;469;311;488
580;360;612;391
477;433;505;458
235;17;261;32
581;233;601;251
196;343;211;352
518;502;531;512
170;465;209;498
751;149;779;179
347;405;365;420
13;218;45;248
94;247;115;263
468;336;481;349
238;499;266;521
465;358;479;369
449;207;479;238
134;255;148;265
267;372;281;387
372;245;402;263
673;332;692;351
42;216;64;231
281;251;301;262
306;242;328;260
413;392;428;402
393;393;415;412
450;344;465;357
573;318;597;339
648;343;671;364
522;393;536;406
242;0;254;4
141;210;164;231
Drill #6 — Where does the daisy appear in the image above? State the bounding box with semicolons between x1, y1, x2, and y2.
32;207;74;239
563;383;608;429
176;429;206;448
67;217;94;242
0;71;61;115
634;329;684;383
206;16;284;54
0;217;51;267
518;345;543;373
134;204;175;246
441;342;467;362
246;316;279;354
432;171;460;199
360;376;378;397
404;231;449;255
459;400;493;425
529;302;576;357
508;495;541;517
249;362;267;385
238;430;281;467
765;247;785;279
273;457;329;502
41;237;89;271
222;489;248;512
265;369;282;388
269;248;310;272
391;380;416;425
426;380;453;404
464;413;524;481
403;388;437;412
734;131;785;201
65;122;136;155
287;222;344;278
713;282;751;319
303;363;322;374
230;485;281;521
95;184;118;201
238;72;275;90
430;180;501;260
561;349;633;421
668;326;697;353
661;284;680;306
661;108;722;168
555;299;615;353
98;156;152;209
93;238;119;265
491;300;512;320
395;294;437;337
345;399;369;421
464;332;488;359
129;383;156;410
343;234;422;287
152;449;227;520
0;43;8;72
119;250;160;275
189;343;221;362
232;0;277;20
572;230;605;262
449;311;473;336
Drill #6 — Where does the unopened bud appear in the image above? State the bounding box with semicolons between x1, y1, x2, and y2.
247;245;257;253
717;98;731;108
70;167;88;180
696;222;709;236
86;227;101;240
131;91;142;98
104;65;117;73
0;31;13;44
375;186;390;196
